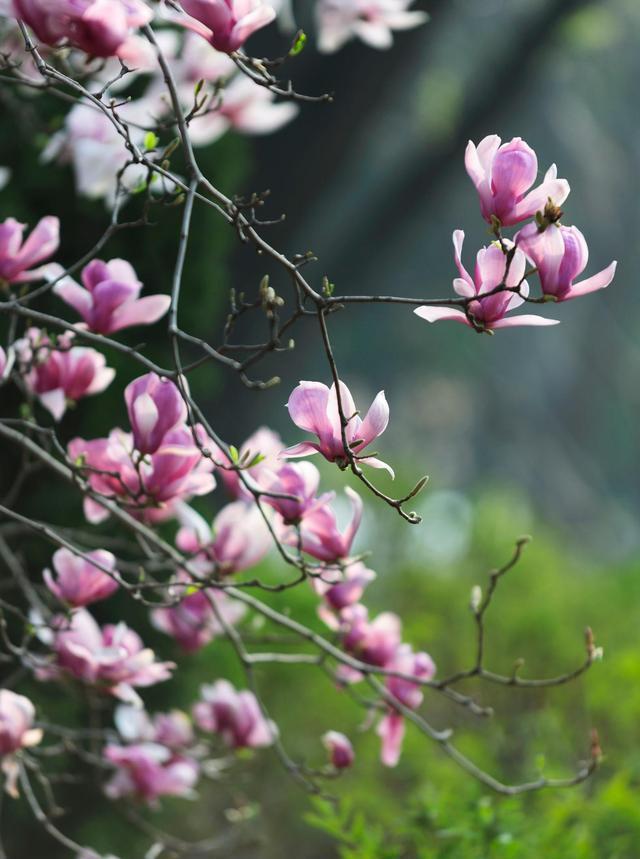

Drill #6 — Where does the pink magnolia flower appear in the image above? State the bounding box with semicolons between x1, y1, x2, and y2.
282;487;363;563
193;680;275;749
0;216;59;283
516;223;617;302
114;704;195;751
179;0;276;53
151;574;246;652
377;645;435;767
16;327;115;421
340;605;401;668
316;0;428;54
313;560;376;618
0;690;43;798
0;690;43;757
261;461;330;524
187;74;298;147
43;547;119;607
125;373;187;456
69;424;216;525
414;231;560;331
12;0;152;58
214;426;283;501
52;258;170;334
465;135;570;226
40;609;174;706
322;730;354;769
175;501;271;576
283;380;393;476
104;743;199;803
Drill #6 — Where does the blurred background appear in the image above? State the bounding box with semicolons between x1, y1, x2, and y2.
1;0;640;856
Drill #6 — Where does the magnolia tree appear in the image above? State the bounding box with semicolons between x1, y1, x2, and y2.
0;1;615;856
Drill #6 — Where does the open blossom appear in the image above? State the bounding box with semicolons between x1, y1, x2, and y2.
193;680;275;749
104;743;199;803
51;259;170;335
215;426;283;501
115;705;195;751
0;690;43;798
284;380;393;476
175;501;271;576
261;461;330;524
16;327;115;421
316;0;428;53
39;609;174;706
414;231;560;331
69;424;216;524
43;547;119;607
377;645;435;767
322;731;354;769
125;373;187;456
283;487;363;563
0;216;59;283
179;0;276;53
340;605;401;668
151;574;246;652
12;0;152;58
516;223;617;302
465;135;570;226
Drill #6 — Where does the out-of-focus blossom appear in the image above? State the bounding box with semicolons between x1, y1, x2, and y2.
414;231;560;331
51;258;170;334
516;223;617;302
316;0;427;53
42;103;149;205
175;501;271;576
104;742;199;803
340;605;401;668
313;560;376;620
214;426;283;501
322;730;354;769
0;216;59;283
114;704;195;751
15;327;115;421
39;609;174;706
187;74;298;146
179;0;276;53
283;487;363;563
12;0;152;58
68;424;216;525
261;461;329;524
284;380;393;476
125;373;187;455
43;547;119;607
151;573;246;652
465;135;570;226
193;680;275;749
377;645;435;767
0;690;43;797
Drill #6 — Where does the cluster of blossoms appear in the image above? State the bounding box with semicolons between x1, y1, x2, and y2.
415;135;617;332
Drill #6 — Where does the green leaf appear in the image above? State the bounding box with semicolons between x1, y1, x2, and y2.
289;30;307;56
144;131;159;151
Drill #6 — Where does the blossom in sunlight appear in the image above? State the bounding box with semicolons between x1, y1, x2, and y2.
179;0;276;54
377;645;435;767
516;223;617;302
193;680;276;749
284;380;393;476
316;0;428;54
175;501;272;576
465;135;570;226
125;373;188;456
15;327;115;421
43;547;119;607
322;730;354;769
38;609;174;706
11;0;152;58
0;216;59;284
151;573;246;652
282;487;364;563
414;231;560;331
52;258;170;335
104;743;199;803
